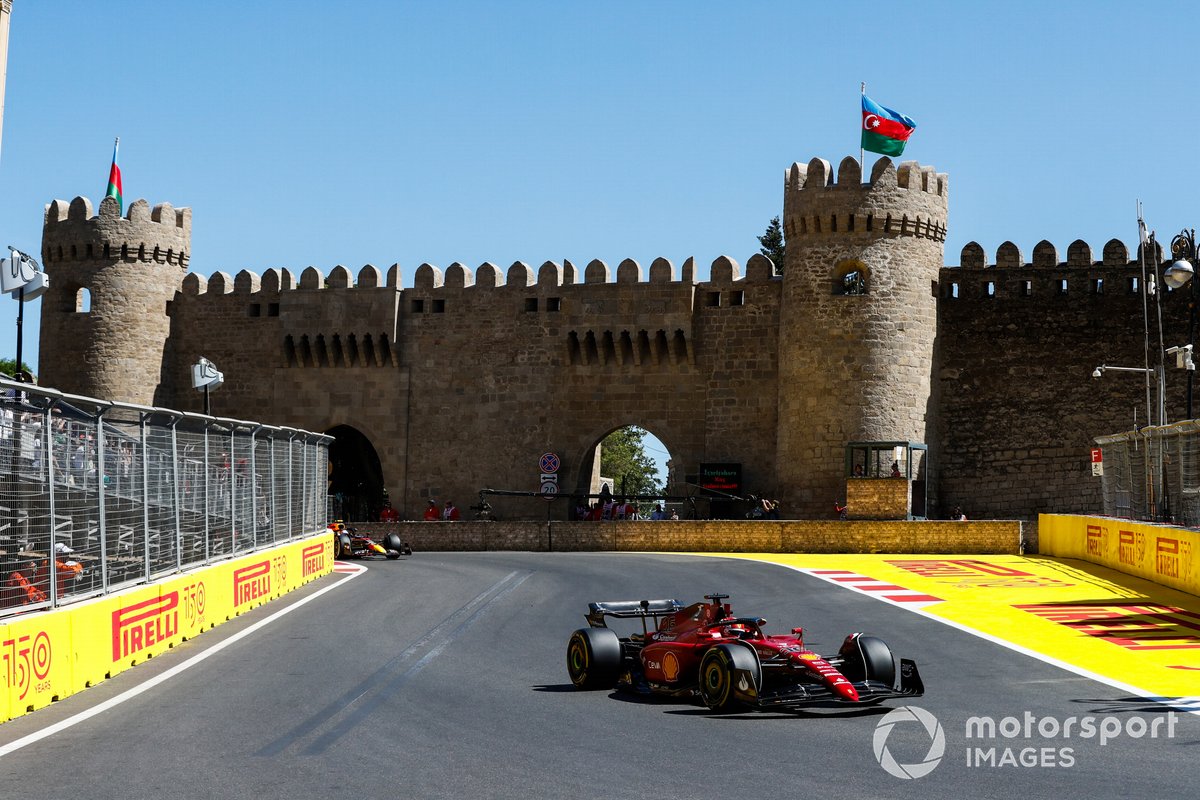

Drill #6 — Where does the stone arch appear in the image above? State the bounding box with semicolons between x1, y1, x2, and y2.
325;424;386;523
570;423;679;519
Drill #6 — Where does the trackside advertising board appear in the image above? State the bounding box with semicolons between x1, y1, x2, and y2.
1039;514;1199;597
0;533;333;722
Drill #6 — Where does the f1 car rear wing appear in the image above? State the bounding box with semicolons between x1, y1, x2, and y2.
586;599;683;629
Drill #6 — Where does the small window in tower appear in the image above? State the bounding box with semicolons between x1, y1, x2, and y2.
948;282;959;299
706;292;721;307
75;287;91;314
729;290;744;306
248;304;261;318
411;299;425;313
1128;276;1140;294
1057;278;1069;295
985;281;996;297
832;260;869;296
1091;278;1104;294
1023;280;1033;296
268;303;280;317
433;299;446;313
547;297;562;312
524;297;539;313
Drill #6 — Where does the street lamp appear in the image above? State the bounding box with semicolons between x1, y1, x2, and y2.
191;357;224;415
2;247;50;377
1164;229;1199;418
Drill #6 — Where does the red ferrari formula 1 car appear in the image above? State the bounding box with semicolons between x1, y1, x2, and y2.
566;593;924;711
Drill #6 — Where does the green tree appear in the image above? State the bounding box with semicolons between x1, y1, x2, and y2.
758;215;786;274
600;426;662;497
0;358;33;379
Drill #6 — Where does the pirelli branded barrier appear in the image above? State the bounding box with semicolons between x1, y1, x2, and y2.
1039;514;1200;597
0;533;333;723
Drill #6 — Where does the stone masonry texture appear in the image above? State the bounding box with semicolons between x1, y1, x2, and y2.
35;154;1181;526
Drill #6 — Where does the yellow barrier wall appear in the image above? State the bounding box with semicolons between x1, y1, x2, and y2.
1039;514;1200;597
0;533;333;723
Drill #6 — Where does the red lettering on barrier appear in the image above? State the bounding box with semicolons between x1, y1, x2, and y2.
1157;537;1181;579
112;593;180;661
234;561;272;607
1086;525;1105;558
1118;531;1135;566
302;544;326;577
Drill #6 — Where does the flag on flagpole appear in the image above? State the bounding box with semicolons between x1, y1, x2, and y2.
105;138;122;213
861;95;916;157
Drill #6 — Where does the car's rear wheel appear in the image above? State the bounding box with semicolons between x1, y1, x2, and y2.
699;643;760;712
334;532;353;559
566;627;622;689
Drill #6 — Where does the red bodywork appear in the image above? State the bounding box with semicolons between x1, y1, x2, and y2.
639;598;859;702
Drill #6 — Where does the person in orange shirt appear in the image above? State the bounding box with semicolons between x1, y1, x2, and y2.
379;501;399;523
423;501;440;521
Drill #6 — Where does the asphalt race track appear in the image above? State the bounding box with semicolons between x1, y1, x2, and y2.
0;552;1196;799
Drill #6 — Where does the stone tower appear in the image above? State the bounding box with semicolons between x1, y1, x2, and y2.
776;156;948;516
38;195;190;406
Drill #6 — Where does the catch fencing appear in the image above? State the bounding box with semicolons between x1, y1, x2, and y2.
1096;419;1200;527
0;377;331;618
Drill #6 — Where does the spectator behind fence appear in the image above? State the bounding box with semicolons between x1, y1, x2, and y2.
379;501;399;523
442;501;461;521
423;501;440;521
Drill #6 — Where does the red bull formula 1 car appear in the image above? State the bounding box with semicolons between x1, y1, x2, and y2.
330;523;412;560
566;593;924;711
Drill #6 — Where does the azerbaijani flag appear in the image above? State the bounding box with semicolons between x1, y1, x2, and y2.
105;137;122;213
861;95;916;157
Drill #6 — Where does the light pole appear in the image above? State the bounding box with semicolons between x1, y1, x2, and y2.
2;247;49;376
1164;229;1199;419
191;357;224;415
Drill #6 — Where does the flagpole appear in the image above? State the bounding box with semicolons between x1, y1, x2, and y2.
859;82;865;174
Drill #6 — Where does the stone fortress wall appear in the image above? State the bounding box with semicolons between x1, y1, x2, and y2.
36;155;1188;523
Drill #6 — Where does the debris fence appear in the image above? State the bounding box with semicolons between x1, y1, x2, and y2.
0;377;331;618
1096;419;1200;527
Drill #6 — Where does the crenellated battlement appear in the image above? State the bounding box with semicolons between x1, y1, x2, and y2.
951;238;1161;270
174;255;778;298
783;156;948;243
41;195;191;268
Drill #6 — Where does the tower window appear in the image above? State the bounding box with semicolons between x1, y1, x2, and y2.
411;299;425;313
547;297;562;312
729;290;744;306
525;297;539;312
705;292;721;307
75;287;91;314
832;260;869;296
433;299;446;313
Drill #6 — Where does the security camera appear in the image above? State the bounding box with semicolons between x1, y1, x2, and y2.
1167;346;1183;355
1092;368;1103;378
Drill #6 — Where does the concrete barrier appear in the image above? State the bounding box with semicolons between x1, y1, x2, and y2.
350;519;1022;555
1039;514;1199;597
0;533;333;723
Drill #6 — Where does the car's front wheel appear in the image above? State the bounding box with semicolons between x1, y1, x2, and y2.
699;643;761;712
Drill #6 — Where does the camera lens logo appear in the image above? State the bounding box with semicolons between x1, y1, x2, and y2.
873;705;945;779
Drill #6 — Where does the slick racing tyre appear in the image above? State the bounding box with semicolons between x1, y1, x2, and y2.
838;634;896;686
566;627;622;690
699;643;761;712
384;533;408;558
334;532;353;560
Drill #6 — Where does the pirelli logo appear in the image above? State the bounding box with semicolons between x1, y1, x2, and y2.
1086;525;1105;558
234;561;272;607
302;543;326;577
1118;531;1137;566
1157;538;1181;579
112;593;179;662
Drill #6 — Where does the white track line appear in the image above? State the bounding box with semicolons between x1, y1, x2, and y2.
0;565;365;758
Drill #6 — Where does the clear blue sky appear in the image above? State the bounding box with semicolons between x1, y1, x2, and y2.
1;0;1197;373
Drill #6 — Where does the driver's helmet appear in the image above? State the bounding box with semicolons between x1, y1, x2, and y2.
726;623;750;638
